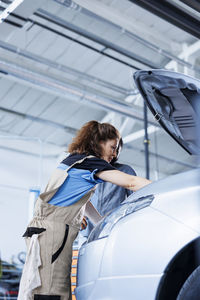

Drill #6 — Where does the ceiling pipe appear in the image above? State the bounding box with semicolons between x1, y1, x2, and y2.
0;40;135;96
34;9;159;69
68;1;200;75
9;7;200;81
54;0;200;74
0;106;77;135
0;77;193;169
28;18;141;71
179;0;200;13
128;0;200;39
9;11;141;71
0;59;159;126
0;0;24;24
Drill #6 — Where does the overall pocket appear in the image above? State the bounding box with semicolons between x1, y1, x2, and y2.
22;227;46;237
51;224;69;263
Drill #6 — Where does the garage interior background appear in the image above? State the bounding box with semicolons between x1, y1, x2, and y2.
0;0;200;261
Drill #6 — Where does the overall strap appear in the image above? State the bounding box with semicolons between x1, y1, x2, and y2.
66;155;94;172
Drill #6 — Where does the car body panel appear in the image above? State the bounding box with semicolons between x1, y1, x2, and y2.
76;274;162;300
99;208;198;277
75;70;200;300
76;170;200;299
76;204;199;299
125;168;200;233
77;238;107;286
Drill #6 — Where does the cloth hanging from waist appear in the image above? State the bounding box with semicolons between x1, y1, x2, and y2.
18;234;41;300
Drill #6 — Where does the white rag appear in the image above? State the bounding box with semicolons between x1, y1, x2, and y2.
18;234;41;300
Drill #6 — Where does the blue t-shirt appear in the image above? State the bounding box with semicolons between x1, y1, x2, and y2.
48;154;116;207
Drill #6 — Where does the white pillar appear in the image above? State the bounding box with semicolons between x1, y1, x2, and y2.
28;188;40;222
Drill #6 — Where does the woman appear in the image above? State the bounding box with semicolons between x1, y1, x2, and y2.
18;120;151;300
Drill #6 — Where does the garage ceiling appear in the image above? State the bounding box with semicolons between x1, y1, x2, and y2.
0;0;199;179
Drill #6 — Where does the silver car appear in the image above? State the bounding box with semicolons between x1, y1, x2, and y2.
75;70;200;300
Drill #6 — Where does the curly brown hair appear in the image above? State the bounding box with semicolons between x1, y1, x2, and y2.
68;120;120;158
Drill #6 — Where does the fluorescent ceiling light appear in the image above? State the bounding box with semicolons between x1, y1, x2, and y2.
0;0;24;24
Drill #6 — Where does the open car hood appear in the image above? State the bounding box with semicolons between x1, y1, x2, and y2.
134;69;200;154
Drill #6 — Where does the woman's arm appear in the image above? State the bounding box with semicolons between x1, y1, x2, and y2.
96;170;151;192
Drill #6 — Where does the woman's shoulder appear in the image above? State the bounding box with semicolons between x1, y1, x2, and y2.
83;156;116;172
61;153;86;165
61;153;115;172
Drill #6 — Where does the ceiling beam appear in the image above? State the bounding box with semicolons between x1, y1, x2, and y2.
8;11;142;71
119;117;130;134
0;39;134;96
73;0;174;48
166;40;200;70
0;59;159;126
178;40;200;59
128;0;200;39
34;9;159;69
100;112;115;123
179;0;200;13
0;0;24;23
70;1;200;75
0;106;77;134
10;9;200;76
